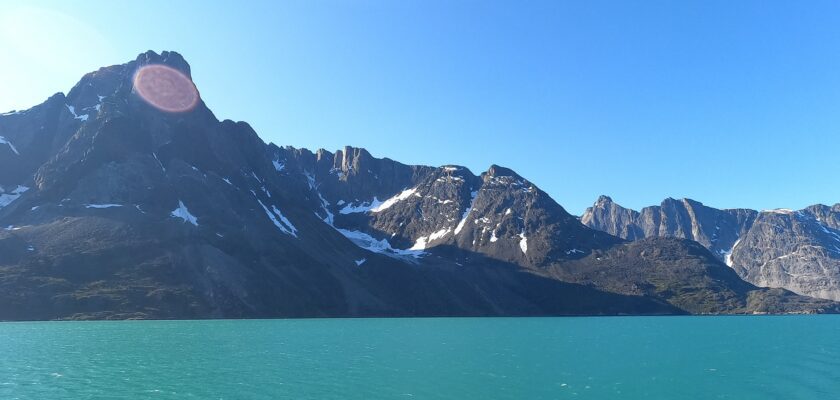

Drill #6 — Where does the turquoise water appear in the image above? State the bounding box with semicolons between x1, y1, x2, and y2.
1;317;838;399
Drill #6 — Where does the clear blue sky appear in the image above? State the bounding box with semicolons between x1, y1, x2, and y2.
2;1;839;214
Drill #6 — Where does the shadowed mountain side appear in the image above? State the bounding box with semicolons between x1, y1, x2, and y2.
0;219;681;320
547;238;839;314
0;50;837;320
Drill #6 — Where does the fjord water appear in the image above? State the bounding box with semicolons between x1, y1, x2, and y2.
1;317;838;399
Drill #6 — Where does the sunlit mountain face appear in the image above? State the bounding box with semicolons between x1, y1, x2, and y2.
0;51;837;320
583;196;840;301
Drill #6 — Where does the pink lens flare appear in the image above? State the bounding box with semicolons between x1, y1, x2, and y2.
132;65;199;113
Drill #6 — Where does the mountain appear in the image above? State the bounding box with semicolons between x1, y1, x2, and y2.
581;196;758;259
0;51;836;320
582;196;840;301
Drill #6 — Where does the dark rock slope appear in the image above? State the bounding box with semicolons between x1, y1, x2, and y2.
0;51;836;320
583;196;840;301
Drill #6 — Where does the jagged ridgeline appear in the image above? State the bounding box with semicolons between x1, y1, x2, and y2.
0;51;837;320
583;196;840;301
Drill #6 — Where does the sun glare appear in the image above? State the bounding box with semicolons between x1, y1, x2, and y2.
132;64;200;113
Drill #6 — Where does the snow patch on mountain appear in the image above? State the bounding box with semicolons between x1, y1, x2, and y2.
0;136;19;155
272;205;297;236
152;153;166;173
519;232;528;254
411;228;451;250
0;185;29;209
814;220;840;243
299;173;334;225
339;198;383;214
84;99;103;113
315;192;334;225
336;228;424;259
454;191;478;235
436;176;464;183
170;200;198;226
303;172;317;190
256;199;297;237
371;188;419;213
65;105;89;121
724;239;741;267
762;208;795;215
85;204;123;209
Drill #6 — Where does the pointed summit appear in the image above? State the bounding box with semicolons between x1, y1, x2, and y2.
135;50;192;77
2;52;836;320
485;164;521;178
595;195;614;205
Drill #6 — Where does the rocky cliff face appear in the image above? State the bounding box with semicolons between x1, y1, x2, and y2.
730;209;840;301
0;51;835;320
276;151;618;268
581;196;757;259
583;197;840;301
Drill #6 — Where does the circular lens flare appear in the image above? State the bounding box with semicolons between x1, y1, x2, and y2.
133;65;199;113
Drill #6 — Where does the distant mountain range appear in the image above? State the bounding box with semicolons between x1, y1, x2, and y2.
583;196;840;301
0;51;836;320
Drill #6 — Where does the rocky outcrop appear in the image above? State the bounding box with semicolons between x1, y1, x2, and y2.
550;237;834;315
583;196;840;301
0;51;836;320
580;195;646;240
730;209;840;301
582;196;757;260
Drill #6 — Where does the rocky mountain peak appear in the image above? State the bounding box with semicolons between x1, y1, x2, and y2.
660;197;683;207
584;195;840;302
1;51;837;320
315;148;332;162
135;50;192;77
595;195;613;205
484;164;520;179
333;146;374;177
62;50;194;112
581;195;644;240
